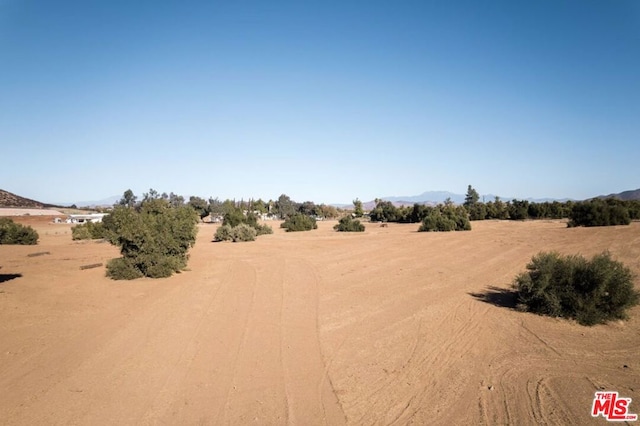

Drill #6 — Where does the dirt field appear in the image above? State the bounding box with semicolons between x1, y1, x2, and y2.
1;217;639;425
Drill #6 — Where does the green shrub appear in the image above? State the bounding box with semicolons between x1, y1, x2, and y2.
369;200;399;222
0;218;39;245
106;253;183;279
281;213;317;232
105;257;144;280
568;199;631;227
71;225;92;240
254;223;273;236
222;208;246;228
102;196;199;280
231;224;257;242
214;224;233;242
418;206;471;232
334;216;365;232
219;209;272;238
419;211;455;231
71;221;107;240
513;251;639;325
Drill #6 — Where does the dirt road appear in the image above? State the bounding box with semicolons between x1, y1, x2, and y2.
1;218;638;424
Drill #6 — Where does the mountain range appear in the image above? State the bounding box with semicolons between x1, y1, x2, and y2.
596;188;640;201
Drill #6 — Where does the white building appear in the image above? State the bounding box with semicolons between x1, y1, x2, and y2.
66;213;107;224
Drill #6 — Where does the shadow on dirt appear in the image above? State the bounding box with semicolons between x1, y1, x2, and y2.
0;274;22;283
469;286;519;309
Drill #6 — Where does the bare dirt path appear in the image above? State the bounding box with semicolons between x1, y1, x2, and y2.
0;218;639;425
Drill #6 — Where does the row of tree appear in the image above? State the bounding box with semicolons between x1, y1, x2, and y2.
364;185;639;226
116;190;342;221
98;189;346;278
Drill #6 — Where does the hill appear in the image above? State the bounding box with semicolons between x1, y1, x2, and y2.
597;188;640;201
0;189;47;209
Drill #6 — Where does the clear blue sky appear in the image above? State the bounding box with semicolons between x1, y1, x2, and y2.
1;0;639;204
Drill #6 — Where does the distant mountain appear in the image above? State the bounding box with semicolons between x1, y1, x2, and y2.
0;189;53;209
382;191;466;205
67;195;120;208
596;188;640;201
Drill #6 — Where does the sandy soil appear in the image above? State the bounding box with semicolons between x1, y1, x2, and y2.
1;218;639;425
0;208;65;216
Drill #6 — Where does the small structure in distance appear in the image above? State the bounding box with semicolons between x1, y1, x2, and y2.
66;213;107;224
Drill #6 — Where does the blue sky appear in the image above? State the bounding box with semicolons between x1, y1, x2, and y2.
1;1;639;204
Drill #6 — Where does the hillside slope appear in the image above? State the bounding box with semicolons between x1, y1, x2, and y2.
597;188;640;201
0;189;46;208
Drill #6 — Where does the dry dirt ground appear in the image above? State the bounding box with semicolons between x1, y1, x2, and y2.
0;217;639;425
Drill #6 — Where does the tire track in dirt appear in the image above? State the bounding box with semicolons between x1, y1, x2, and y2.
281;257;346;426
217;260;263;424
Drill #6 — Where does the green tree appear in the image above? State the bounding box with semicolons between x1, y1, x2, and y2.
492;196;509;219
168;192;185;208
468;203;487;221
103;192;199;280
410;204;431;223
207;197;225;217
118;189;137;208
188;196;210;221
253;199;268;214
464;185;480;208
217;206;273;239
142;188;161;203
568;199;631;227
369;199;398;222
298;201;318;217
281;213;317;232
418;204;471;232
276;194;296;219
508;199;529;220
319;204;339;219
222;207;245;228
353;198;364;217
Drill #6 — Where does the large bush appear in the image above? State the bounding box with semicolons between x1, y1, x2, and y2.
281;213;317;232
102;197;199;280
418;206;471;232
71;221;107;240
334;216;365;232
222;208;246;228
568;199;631;227
253;223;274;236
369;200;399;222
214;224;233;242
0;218;39;245
231;224;257;242
215;210;272;242
513;251;639;325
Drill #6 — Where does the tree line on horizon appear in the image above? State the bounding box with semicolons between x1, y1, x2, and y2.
77;189;348;279
110;189;343;222
365;185;640;227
